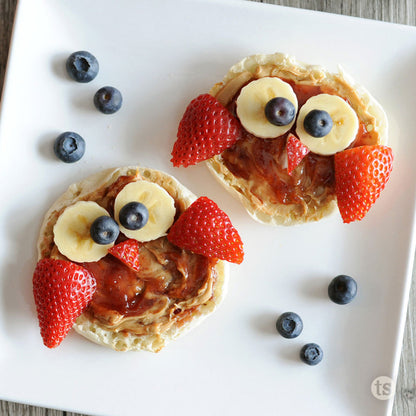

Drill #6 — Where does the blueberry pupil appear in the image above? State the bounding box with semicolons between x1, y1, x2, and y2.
264;97;295;126
303;109;333;137
119;202;149;230
90;216;119;244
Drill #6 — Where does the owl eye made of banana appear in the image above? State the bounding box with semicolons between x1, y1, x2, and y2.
53;181;176;263
236;76;359;155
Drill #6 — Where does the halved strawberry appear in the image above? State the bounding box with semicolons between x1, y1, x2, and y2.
171;94;241;167
108;239;140;272
334;145;393;223
167;196;244;264
286;133;310;175
32;258;96;348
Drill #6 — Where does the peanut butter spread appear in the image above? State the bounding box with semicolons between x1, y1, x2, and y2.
40;174;219;338
215;69;379;215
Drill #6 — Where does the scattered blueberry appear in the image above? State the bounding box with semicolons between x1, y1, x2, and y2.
300;343;323;366
303;109;333;137
53;131;85;163
276;312;303;339
90;216;120;245
66;51;99;83
264;97;296;126
328;274;357;305
94;86;123;114
119;202;149;230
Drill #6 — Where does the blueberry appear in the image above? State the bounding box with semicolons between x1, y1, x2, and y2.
300;343;323;366
90;216;119;245
119;202;149;230
264;97;296;126
276;312;303;339
53;131;85;163
303;109;333;137
328;274;357;305
66;51;99;83
94;86;123;114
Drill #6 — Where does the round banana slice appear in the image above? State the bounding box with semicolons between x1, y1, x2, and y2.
296;94;359;155
53;201;113;262
114;180;175;242
236;77;298;139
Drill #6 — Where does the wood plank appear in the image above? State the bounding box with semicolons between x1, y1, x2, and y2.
0;0;414;415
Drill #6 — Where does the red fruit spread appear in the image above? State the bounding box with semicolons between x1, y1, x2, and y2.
43;175;219;336
217;75;378;211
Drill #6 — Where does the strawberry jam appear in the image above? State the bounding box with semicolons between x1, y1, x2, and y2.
220;78;375;208
82;237;216;321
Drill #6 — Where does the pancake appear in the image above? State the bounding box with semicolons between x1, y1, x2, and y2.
206;52;388;225
37;166;228;352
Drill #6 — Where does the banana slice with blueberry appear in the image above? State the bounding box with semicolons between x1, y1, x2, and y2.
236;77;298;139
53;201;117;262
114;180;176;242
296;94;359;155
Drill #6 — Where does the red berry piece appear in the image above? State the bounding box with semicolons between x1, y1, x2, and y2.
167;196;244;264
32;258;96;348
286;133;310;175
335;145;393;223
108;239;141;272
171;94;241;167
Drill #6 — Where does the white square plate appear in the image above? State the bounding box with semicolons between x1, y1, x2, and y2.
1;1;416;415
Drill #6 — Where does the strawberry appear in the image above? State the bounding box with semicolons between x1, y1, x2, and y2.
286;133;310;175
334;145;393;223
167;196;244;264
32;258;96;348
171;94;241;167
108;239;140;272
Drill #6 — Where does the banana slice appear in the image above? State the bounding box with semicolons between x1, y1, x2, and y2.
53;201;113;262
296;94;359;155
236;77;298;139
114;180;175;242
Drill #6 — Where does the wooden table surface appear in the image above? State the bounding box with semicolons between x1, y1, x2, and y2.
0;0;415;415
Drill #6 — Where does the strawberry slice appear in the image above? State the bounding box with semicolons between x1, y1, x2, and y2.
108;239;140;272
167;196;244;264
334;145;393;223
171;94;241;167
286;133;310;175
32;258;96;348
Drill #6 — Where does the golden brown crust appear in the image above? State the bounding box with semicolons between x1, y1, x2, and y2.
37;166;228;352
207;52;388;226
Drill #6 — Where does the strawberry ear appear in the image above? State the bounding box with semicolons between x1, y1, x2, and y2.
286;133;310;175
334;145;393;223
167;196;244;264
171;94;241;167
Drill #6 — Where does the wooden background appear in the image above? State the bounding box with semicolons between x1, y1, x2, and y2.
0;0;415;415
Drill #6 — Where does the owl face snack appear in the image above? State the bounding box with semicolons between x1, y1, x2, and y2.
33;166;243;351
171;53;393;225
